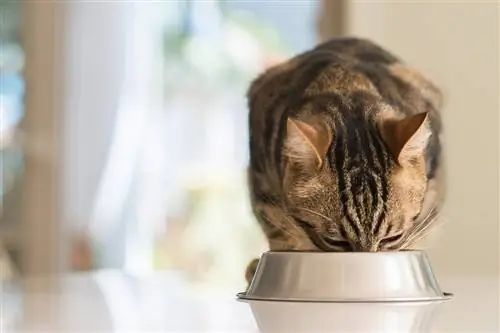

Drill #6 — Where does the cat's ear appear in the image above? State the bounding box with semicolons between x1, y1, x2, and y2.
285;117;332;168
380;112;431;165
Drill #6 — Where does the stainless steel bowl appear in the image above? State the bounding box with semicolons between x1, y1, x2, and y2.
238;251;452;302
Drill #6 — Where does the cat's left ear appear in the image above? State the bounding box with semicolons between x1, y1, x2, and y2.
285;117;333;168
380;112;431;165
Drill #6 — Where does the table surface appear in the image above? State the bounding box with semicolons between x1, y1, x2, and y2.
1;271;498;333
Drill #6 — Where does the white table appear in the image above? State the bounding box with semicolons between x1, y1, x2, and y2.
1;271;498;332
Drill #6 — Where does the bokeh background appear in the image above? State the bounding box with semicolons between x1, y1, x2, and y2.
0;0;498;298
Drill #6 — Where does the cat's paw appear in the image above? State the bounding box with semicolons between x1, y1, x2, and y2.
245;258;259;285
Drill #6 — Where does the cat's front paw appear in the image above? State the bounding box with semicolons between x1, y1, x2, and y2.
245;258;259;286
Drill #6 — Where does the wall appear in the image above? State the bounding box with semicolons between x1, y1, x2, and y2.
345;1;499;276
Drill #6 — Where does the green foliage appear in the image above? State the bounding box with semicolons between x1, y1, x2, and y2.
0;0;20;43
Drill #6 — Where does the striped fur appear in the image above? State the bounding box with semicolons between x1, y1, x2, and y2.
246;37;445;283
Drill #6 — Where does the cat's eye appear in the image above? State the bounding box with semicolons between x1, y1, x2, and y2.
324;237;352;251
380;233;403;245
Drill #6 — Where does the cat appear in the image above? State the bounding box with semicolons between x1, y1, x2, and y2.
245;37;445;284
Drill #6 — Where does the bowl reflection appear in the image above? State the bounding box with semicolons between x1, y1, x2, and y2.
241;298;449;333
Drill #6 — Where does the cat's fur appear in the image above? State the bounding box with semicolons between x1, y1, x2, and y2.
246;37;445;283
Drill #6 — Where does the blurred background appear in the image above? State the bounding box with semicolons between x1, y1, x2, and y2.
0;0;498;297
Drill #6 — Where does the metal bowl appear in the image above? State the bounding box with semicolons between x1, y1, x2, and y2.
238;251;452;302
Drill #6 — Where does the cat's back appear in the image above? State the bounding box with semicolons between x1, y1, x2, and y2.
248;37;399;101
314;37;401;65
250;37;441;110
254;36;442;99
251;37;432;128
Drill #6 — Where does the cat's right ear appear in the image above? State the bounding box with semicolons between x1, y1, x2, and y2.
285;117;332;169
380;112;431;166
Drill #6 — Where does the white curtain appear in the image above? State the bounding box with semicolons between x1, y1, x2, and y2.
63;1;164;270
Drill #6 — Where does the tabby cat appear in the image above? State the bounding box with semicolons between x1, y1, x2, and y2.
245;37;445;283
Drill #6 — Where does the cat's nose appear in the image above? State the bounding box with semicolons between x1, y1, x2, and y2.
354;240;380;252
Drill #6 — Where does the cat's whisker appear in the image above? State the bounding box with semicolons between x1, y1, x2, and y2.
264;197;317;243
399;202;442;249
298;207;333;222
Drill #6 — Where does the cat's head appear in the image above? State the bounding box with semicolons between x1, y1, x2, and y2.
283;107;433;252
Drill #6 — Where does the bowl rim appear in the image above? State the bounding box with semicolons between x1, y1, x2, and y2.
259;250;425;256
236;292;454;303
